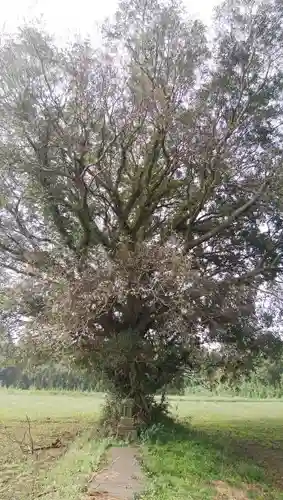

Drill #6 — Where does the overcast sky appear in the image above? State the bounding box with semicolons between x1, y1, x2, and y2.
1;0;221;42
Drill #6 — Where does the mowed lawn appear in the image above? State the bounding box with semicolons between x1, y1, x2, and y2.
1;390;283;499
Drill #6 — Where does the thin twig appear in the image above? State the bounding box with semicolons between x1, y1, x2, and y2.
26;415;35;454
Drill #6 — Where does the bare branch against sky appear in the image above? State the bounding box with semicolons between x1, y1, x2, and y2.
1;0;221;43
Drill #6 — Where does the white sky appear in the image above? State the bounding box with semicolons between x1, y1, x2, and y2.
1;0;221;41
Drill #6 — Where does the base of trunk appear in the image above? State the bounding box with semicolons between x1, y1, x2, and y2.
99;392;168;436
117;416;138;441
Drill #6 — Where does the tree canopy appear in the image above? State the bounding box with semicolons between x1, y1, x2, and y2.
1;0;283;420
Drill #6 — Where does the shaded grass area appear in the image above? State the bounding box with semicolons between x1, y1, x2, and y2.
142;402;283;500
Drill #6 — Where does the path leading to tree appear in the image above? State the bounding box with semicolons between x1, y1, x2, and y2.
86;446;144;499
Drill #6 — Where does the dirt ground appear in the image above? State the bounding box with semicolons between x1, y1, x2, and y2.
86;446;144;500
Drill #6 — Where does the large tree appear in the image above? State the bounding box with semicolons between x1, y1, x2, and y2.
0;0;283;420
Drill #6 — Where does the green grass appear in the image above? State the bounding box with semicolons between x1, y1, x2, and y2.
170;395;283;421
1;389;283;499
0;387;104;420
142;398;283;499
41;433;110;500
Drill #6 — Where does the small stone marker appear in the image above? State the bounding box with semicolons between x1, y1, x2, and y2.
117;399;137;441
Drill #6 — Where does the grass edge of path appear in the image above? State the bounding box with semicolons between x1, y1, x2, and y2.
41;431;110;500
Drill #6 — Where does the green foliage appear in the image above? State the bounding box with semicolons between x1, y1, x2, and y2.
184;355;283;398
0;362;106;391
0;328;16;366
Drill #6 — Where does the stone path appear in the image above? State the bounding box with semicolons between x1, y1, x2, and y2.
86;446;144;500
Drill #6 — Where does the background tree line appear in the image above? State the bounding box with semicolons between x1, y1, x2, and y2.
1;327;283;397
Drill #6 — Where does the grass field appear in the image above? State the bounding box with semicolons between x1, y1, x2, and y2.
143;397;283;499
0;389;107;500
1;389;283;499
